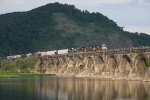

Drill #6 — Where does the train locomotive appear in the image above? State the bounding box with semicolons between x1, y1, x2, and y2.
6;44;108;59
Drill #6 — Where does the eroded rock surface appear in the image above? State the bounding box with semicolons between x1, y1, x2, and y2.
35;52;150;81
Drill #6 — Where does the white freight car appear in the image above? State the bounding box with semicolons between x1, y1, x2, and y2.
40;50;57;56
14;55;21;58
26;53;32;57
57;49;68;55
7;56;13;59
46;50;57;56
41;52;47;56
7;55;21;59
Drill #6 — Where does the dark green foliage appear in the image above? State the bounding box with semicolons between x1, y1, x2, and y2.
0;59;16;72
145;59;150;67
15;57;37;72
0;2;150;57
0;57;37;72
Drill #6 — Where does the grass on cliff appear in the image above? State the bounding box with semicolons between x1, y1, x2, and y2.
0;72;55;78
145;59;150;67
0;57;56;78
0;57;37;73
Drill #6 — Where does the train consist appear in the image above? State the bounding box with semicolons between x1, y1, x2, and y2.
5;44;107;59
3;44;150;60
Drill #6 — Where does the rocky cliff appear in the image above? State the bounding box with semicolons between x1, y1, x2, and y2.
35;52;150;81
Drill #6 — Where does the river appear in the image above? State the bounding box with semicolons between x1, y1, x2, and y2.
0;77;150;100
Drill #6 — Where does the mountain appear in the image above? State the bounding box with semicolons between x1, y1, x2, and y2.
0;2;150;56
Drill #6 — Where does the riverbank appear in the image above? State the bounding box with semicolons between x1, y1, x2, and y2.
1;72;150;82
0;73;55;78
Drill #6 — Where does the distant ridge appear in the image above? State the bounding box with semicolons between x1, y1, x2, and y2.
0;2;150;56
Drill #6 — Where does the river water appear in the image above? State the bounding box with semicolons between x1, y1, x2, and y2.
0;77;150;100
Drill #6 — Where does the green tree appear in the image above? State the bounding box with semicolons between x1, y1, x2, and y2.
0;60;15;72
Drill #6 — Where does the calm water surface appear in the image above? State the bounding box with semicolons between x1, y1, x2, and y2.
0;77;150;100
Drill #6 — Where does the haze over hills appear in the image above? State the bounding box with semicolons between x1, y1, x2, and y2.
0;2;150;56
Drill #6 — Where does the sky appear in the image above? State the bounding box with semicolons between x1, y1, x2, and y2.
0;0;150;34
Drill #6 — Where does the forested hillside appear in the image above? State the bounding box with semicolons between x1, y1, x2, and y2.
0;2;150;56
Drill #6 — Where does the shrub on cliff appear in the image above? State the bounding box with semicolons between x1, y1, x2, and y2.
145;59;150;67
15;57;37;72
0;60;16;72
0;57;37;72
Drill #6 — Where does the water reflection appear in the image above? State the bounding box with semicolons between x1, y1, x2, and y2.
0;77;150;100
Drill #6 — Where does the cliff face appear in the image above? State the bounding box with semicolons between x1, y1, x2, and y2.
35;52;150;81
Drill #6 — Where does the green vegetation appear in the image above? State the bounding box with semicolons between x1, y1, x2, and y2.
0;57;37;72
0;72;55;78
145;59;150;67
0;2;150;57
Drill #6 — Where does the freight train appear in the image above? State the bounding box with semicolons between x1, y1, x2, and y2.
5;44;108;59
4;45;150;60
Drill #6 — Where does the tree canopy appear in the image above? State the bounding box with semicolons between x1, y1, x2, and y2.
0;2;150;57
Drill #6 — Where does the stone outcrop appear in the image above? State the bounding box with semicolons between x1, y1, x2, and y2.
35;52;150;81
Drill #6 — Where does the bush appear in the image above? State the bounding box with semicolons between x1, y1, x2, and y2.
0;60;16;72
0;57;37;72
15;57;37;72
145;59;150;67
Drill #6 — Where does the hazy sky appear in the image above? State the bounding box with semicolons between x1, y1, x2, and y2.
0;0;150;34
